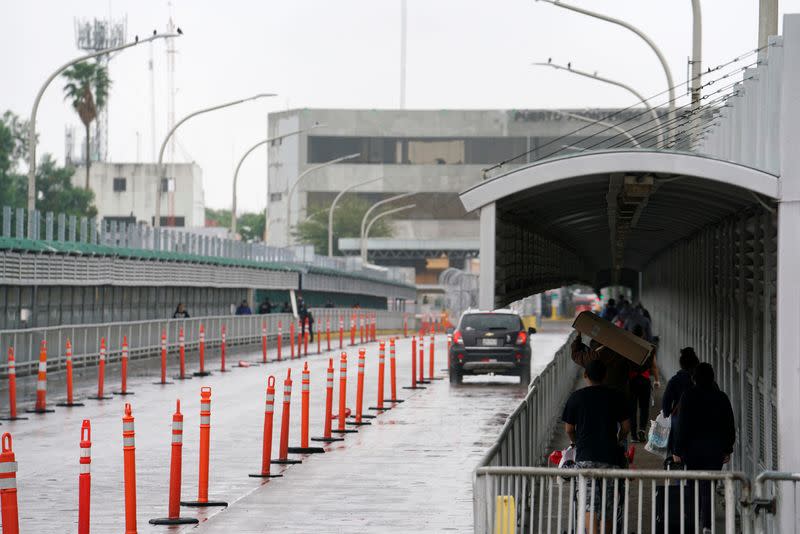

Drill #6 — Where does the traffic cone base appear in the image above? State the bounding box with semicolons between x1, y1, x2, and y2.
248;472;283;478
310;436;344;442
349;413;376;419
25;406;55;413
172;375;193;380
153;380;175;385
180;499;228;508
368;406;391;411
428;377;445;381
0;415;27;420
402;385;427;390
55;400;85;407
386;398;405;403
346;420;371;426
192;370;211;377
286;446;325;454
113;390;135;395
149;517;199;525
332;429;359;434
270;458;302;465
87;394;113;400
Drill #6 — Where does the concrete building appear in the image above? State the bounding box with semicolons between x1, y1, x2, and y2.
74;161;205;227
266;108;657;283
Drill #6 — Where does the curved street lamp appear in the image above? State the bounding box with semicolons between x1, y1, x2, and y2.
359;191;415;261
327;176;384;256
533;62;662;147
155;93;276;227
285;152;360;245
230;123;324;235
27;32;181;218
536;0;675;127
362;204;416;263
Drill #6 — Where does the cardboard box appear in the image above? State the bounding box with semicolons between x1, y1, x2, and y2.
572;311;654;366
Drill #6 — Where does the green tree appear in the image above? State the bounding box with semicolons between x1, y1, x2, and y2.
62;61;111;189
35;155;97;218
0;111;30;207
294;196;392;255
204;208;265;242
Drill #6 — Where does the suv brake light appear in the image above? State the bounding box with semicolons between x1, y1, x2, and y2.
515;331;527;346
453;330;464;345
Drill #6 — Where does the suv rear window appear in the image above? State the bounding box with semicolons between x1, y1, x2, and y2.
460;314;522;331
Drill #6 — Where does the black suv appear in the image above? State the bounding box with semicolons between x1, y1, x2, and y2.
448;310;534;386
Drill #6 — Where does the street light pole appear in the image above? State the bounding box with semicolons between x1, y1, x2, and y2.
154;93;276;228
537;0;675;127
533;62;663;147
230;124;324;236
689;0;702;145
284;152;360;246
362;204;416;263
359;191;415;262
327;176;383;257
27;33;180;221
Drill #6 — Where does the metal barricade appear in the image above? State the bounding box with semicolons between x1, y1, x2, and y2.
0;310;405;377
474;466;752;534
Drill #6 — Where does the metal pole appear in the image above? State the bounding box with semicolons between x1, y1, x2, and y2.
690;0;703;146
359;191;415;261
230;124;324;235
327;176;383;257
27;33;180;220
537;0;675;131
400;0;408;108
758;0;779;53
285;152;360;246
533;62;663;147
362;204;416;263
154;93;276;227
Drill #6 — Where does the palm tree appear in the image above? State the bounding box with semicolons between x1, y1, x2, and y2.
62;61;111;189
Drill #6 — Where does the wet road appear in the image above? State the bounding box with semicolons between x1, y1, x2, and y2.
3;323;570;533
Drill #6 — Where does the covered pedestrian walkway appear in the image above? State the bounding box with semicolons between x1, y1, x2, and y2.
468;15;800;531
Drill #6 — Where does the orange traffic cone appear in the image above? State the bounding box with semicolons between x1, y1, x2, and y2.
122;404;137;534
113;336;135;396
181;387;227;508
288;363;325;454
369;341;391;412
0;433;20;534
154;330;173;385
1;348;28;420
312;358;344;443
347;349;373;426
26;341;55;413
88;338;112;400
272;369;301;465
249;376;283;478
57;339;85;407
386;338;404;403
403;336;426;391
148;400;198;526
78;420;91;534
193;324;211;377
333;353;357;435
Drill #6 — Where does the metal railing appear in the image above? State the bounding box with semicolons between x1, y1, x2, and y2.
752;471;800;534
475;466;752;534
0;309;408;377
476;333;579;470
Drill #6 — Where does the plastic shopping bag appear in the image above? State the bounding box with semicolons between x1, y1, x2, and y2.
645;413;671;453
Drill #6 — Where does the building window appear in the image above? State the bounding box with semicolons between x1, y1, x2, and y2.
113;177;127;192
153;216;185;227
270;193;282;202
161;178;174;193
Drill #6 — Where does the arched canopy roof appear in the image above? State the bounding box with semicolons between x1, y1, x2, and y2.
460;150;779;303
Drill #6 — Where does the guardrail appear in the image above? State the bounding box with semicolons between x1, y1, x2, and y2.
752;471;800;534
474;466;752;534
476;333;579;470
0;309;408;377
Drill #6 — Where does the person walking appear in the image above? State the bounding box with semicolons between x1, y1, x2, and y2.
571;336;632;400
673;362;736;531
661;347;699;455
600;298;618;322
258;299;272;314
628;324;660;442
562;360;631;534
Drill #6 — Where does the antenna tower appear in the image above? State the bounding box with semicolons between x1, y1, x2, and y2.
73;16;127;163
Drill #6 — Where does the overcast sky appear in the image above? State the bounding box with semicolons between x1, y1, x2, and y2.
3;0;798;212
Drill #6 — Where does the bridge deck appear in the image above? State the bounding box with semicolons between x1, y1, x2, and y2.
4;323;569;533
